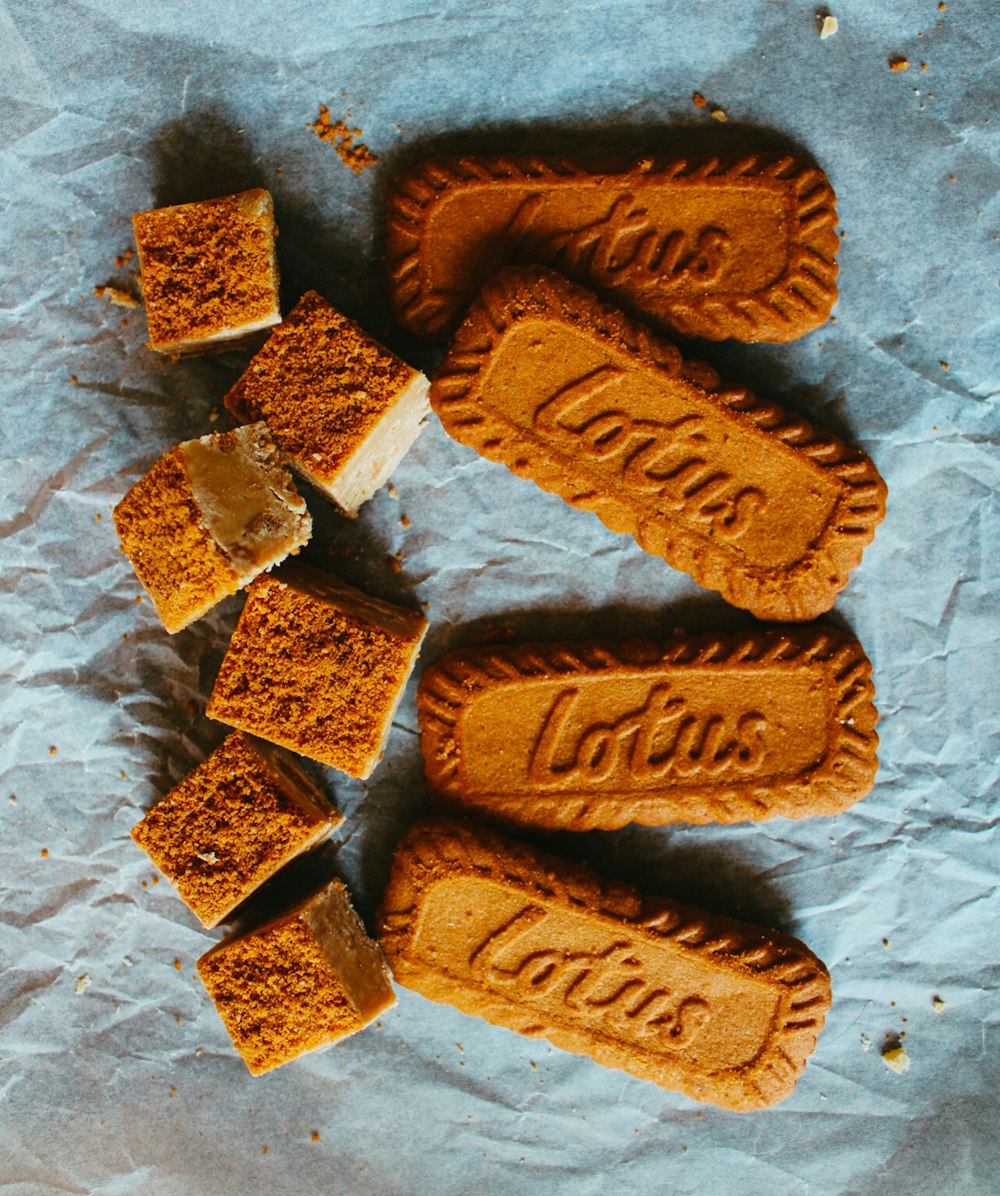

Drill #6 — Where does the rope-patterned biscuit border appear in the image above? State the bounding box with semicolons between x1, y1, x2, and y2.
417;627;878;830
377;817;832;1111
386;153;839;343
429;266;887;621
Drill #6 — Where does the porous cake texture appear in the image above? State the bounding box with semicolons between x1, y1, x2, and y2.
225;290;430;515
207;564;428;778
133;188;281;355
131;731;342;928
197;878;396;1075
113;422;312;633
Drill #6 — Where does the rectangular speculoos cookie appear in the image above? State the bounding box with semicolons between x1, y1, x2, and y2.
378;818;832;1111
430;267;886;622
386;154;838;343
418;627;878;831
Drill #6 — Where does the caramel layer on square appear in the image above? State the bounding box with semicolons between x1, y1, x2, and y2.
225;290;430;515
207;564;428;777
198;878;396;1075
430;267;886;621
378;818;831;1111
418;628;878;831
387;154;838;342
131;732;341;928
113;423;311;633
133;189;280;355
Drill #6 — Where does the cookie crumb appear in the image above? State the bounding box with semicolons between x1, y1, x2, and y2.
882;1045;910;1074
932;995;945;1013
94;284;140;309
860;1033;871;1052
309;104;377;175
692;91;707;108
890;57;910;71
940;360;949;370
74;974;91;995
709;106;728;122
819;14;839;39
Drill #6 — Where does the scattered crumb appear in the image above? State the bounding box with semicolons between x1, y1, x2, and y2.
209;409;219;422
819;14;839;39
8;795;15;805
920;62;928;71
860;1033;871;1052
74;974;91;995
169;1085;176;1098
710;106;728;122
311;1131;320;1142
933;995;945;1013
151;875;159;884
135;595;142;604
400;514;410;528
123;956;133;967
309;104;377;174
70;374;78;385
49;746;57;756
41;848;49;858
389;553;403;574
938;1;946;8
261;1146;268;1155
120;770;126;780
882;937;890;948
692;91;707;108
174;958;182;971
940;360;949;370
141;880;148;889
94;284;140;309
890;57;910;71
115;249;134;269
95;512;102;522
882;1046;910;1074
387;483;399;500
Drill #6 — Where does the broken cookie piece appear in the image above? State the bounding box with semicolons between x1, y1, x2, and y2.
198;877;396;1075
225;290;430;515
113;422;312;634
131;732;342;929
207;563;428;778
133;189;280;356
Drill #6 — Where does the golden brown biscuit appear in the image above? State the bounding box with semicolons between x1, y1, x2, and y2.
386;153;838;342
430;266;886;621
378;818;832;1111
418;626;878;831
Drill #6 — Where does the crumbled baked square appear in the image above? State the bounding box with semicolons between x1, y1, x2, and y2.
197;877;396;1075
225;290;430;515
113;422;312;634
207;563;427;777
133;189;280;356
131;731;341;928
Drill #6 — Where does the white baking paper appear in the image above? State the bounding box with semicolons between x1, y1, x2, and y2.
1;1;998;1193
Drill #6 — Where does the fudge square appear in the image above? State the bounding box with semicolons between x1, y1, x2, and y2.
132;189;280;356
113;422;311;634
224;290;430;515
197;877;396;1075
207;563;428;778
131;731;342;929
